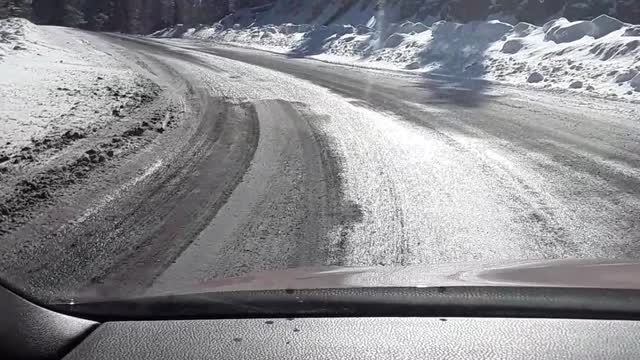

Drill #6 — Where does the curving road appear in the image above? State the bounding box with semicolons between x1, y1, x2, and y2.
2;31;640;299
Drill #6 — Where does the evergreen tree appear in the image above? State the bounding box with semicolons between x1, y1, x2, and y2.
62;0;86;27
2;0;32;19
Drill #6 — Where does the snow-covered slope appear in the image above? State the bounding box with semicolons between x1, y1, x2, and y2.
0;18;156;156
0;16;38;56
159;13;640;100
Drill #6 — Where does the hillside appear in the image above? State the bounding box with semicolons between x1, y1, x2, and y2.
2;1;640;34
221;0;640;28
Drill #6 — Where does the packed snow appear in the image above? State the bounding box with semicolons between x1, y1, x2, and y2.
0;18;154;157
156;13;640;100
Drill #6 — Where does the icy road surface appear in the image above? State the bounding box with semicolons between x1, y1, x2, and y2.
2;30;640;299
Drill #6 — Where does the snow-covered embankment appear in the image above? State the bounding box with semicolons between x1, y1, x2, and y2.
157;14;640;100
0;18;157;159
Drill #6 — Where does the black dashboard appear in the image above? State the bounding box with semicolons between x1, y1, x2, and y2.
4;284;640;360
65;316;640;359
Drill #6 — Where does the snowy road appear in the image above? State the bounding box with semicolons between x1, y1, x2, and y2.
3;31;640;299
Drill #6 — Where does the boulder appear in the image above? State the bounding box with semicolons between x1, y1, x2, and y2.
623;26;640;37
615;70;639;83
513;22;536;37
341;35;356;43
543;18;566;34
405;62;421;70
475;20;514;42
397;21;416;34
590;15;624;39
413;23;430;34
502;39;523;54
545;19;595;43
527;72;544;83
383;33;407;48
355;24;372;35
631;74;640;91
396;21;429;34
545;15;624;44
569;80;583;89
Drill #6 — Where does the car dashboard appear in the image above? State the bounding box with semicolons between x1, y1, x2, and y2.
3;284;640;360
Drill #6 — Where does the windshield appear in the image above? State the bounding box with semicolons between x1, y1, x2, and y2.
1;0;640;305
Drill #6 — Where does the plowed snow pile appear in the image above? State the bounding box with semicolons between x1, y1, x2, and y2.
0;18;154;156
158;14;640;100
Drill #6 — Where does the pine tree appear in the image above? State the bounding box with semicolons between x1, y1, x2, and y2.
2;0;33;19
160;0;176;28
62;0;86;27
124;0;142;33
0;0;8;18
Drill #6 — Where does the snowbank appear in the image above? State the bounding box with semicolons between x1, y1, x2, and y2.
0;18;156;156
156;13;640;100
544;15;624;43
0;17;38;57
